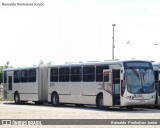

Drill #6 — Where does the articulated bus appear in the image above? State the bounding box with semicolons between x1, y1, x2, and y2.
3;60;156;109
152;63;160;106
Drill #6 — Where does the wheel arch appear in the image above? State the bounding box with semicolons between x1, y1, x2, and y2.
96;92;103;103
51;91;58;95
96;92;105;109
14;91;19;97
51;91;59;97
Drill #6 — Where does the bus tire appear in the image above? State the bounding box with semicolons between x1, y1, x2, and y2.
14;93;20;104
96;94;104;110
51;92;59;106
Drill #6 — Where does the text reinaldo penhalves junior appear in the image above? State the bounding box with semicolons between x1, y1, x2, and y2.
2;3;44;6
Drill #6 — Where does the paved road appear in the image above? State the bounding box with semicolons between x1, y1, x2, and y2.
0;101;160;128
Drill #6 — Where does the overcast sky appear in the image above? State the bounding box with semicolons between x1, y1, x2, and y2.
0;0;160;67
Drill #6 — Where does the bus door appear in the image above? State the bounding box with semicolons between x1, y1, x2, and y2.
154;71;158;105
103;69;113;106
112;70;120;106
7;75;13;99
103;69;120;106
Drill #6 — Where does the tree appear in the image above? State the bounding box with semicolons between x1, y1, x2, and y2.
39;60;45;66
38;60;53;66
0;61;13;84
47;61;52;65
4;61;10;69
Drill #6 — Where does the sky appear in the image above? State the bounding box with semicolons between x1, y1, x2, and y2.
0;0;160;67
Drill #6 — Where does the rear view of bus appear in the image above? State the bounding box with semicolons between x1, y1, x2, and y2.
103;61;156;108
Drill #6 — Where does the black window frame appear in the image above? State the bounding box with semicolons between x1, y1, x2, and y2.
71;66;82;82
59;67;70;82
28;69;36;82
83;66;95;82
14;70;21;83
96;65;109;82
21;70;28;83
50;68;58;82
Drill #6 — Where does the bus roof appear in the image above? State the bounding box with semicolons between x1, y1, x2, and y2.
3;66;38;71
48;60;151;68
3;60;152;71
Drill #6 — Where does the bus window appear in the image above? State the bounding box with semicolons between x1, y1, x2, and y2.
50;68;58;82
71;67;82;82
8;76;12;90
83;66;95;82
3;71;7;83
59;67;69;82
96;65;109;82
14;70;21;83
21;70;28;82
28;69;36;82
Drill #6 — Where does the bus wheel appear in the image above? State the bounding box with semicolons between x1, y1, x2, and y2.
96;94;104;110
51;93;59;106
14;93;20;104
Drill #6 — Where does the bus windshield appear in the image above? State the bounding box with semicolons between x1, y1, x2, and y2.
126;68;155;94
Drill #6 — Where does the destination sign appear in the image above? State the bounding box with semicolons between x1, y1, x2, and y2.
124;62;152;68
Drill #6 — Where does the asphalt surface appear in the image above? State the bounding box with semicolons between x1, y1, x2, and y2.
0;101;160;128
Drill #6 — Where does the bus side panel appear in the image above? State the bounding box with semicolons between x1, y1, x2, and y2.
49;82;99;105
60;82;97;104
79;82;99;104
26;82;38;101
3;83;7;100
13;83;27;100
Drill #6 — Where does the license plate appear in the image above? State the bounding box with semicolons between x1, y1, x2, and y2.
140;100;145;103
